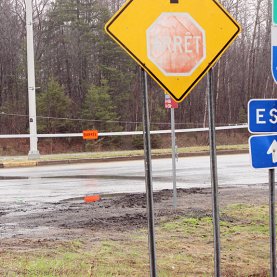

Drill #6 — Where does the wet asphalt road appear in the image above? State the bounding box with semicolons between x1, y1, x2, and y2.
0;154;268;202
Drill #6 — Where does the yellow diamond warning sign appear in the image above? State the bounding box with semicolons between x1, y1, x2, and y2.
105;0;240;102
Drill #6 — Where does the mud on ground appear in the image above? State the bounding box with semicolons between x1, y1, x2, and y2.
0;185;269;251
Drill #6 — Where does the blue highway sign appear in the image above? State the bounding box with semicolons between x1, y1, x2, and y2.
272;26;277;83
248;99;277;133
249;135;277;169
273;46;277;82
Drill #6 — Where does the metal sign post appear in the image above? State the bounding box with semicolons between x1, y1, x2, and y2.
269;3;277;264
269;168;276;277
165;94;178;208
170;107;177;209
141;69;157;277
207;69;221;277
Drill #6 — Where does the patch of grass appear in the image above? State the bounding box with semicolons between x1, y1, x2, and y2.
90;239;149;277
176;144;248;154
91;204;269;276
38;144;247;161
160;216;213;238
0;240;97;277
223;203;268;223
0;144;248;163
0;202;271;276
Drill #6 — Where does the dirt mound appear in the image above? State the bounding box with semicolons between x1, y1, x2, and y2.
0;186;268;251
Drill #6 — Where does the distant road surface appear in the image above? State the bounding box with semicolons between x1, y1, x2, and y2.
0;154;268;202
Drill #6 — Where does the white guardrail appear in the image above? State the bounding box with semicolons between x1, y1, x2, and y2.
0;124;248;138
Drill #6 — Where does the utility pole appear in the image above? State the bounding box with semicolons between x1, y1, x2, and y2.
26;0;40;159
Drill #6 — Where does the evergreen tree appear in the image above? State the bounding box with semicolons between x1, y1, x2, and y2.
238;107;247;123
37;78;72;133
82;79;120;132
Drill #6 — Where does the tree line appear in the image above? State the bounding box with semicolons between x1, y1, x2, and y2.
0;0;275;136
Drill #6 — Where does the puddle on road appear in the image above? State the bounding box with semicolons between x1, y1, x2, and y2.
45;175;146;180
0;174;174;183
0;176;28;180
0;225;60;239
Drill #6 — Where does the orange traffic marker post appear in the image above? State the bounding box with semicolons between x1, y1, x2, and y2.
84;195;101;203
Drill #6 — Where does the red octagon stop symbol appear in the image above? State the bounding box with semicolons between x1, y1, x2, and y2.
147;13;206;76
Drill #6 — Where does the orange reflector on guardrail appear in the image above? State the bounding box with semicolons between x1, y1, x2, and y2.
84;195;101;203
83;130;98;140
